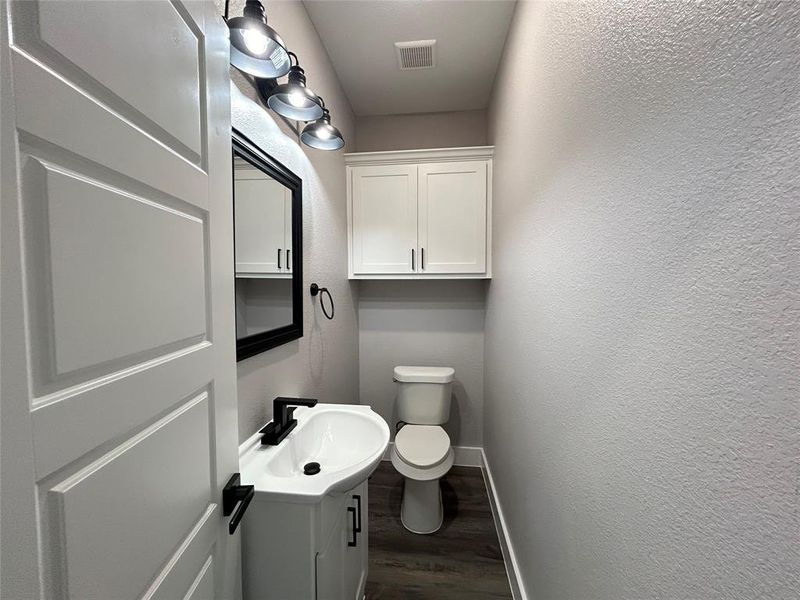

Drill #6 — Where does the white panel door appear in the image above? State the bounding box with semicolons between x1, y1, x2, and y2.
0;2;241;600
351;165;418;274
418;161;488;274
234;166;286;275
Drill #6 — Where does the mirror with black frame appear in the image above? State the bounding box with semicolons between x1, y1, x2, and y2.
232;129;303;361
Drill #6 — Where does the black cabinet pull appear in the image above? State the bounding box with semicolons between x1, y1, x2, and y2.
222;473;254;535
411;248;415;271
286;249;290;270
347;507;358;547
421;247;425;270
353;494;362;533
277;248;282;269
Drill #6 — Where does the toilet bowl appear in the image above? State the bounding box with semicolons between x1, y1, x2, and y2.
391;424;454;533
390;366;455;534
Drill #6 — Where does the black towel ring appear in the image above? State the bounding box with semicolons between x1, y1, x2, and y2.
310;283;335;320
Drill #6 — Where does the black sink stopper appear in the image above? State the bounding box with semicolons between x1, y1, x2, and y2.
303;462;321;476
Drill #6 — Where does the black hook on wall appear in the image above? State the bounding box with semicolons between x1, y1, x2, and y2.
310;283;335;320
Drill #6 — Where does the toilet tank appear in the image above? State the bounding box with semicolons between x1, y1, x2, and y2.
394;366;455;425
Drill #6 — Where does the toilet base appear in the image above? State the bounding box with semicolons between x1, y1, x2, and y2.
400;477;443;534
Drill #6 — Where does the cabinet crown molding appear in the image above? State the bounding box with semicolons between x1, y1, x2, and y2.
345;145;494;166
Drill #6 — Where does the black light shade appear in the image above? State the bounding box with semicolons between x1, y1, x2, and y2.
301;109;345;151
228;0;290;78
267;65;324;121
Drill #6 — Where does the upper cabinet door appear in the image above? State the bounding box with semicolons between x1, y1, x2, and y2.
234;168;287;274
418;161;488;274
351;165;418;274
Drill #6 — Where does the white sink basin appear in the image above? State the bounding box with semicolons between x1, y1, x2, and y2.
239;404;390;502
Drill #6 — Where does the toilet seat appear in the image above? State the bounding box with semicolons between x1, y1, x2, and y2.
395;425;450;468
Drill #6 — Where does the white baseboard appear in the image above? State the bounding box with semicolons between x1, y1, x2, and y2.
481;449;528;600
382;442;483;467
380;442;527;600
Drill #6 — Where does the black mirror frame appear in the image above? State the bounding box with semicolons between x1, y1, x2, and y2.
232;128;303;361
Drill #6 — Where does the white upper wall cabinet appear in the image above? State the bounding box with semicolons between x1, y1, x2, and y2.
346;147;493;279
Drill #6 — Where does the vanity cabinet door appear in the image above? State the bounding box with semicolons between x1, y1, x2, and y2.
418;161;488;274
351;165;418;275
344;481;369;600
315;519;345;600
234;168;288;275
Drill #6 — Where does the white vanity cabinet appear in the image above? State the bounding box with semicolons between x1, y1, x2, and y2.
234;164;293;278
346;146;493;279
242;480;369;600
316;480;369;600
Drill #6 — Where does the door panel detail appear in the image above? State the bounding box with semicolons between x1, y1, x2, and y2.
0;3;239;600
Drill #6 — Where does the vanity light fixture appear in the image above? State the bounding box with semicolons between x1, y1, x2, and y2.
300;99;345;151
226;0;291;79
266;53;324;121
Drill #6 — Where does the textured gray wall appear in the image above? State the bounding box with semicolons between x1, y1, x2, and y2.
485;1;800;598
222;0;360;441
358;280;486;447
355;110;487;152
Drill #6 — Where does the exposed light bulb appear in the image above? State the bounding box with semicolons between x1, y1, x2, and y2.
242;27;268;55
316;126;332;140
288;91;306;107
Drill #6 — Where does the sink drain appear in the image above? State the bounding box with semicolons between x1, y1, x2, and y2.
303;462;321;476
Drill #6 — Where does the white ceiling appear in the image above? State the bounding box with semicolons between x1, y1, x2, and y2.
302;0;516;116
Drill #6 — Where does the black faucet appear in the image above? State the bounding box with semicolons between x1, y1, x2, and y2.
260;397;318;445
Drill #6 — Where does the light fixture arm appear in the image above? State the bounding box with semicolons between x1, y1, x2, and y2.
287;51;299;67
242;0;267;21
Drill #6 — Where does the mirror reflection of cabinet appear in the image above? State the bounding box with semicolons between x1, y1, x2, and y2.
233;129;303;361
234;164;290;276
234;162;293;277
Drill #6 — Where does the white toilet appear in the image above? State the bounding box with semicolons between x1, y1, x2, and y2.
390;365;455;534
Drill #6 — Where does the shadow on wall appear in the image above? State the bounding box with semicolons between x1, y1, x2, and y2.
231;79;320;382
231;80;359;440
235;294;336;386
358;280;487;447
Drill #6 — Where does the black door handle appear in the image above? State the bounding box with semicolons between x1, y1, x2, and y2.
347;506;358;547
353;494;362;533
277;248;282;269
286;249;290;270
421;247;425;270
223;473;254;535
411;248;415;271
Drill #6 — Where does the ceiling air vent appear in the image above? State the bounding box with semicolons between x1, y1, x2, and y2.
395;40;437;70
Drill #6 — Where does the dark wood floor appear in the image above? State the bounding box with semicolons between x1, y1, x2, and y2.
365;462;512;600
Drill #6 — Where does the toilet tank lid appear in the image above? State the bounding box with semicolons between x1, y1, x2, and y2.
393;366;455;384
